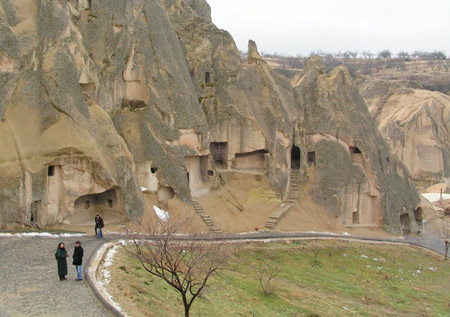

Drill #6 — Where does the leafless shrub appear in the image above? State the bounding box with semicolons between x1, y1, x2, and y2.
256;261;280;296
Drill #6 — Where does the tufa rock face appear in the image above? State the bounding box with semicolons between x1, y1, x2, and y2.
360;79;450;187
0;0;420;233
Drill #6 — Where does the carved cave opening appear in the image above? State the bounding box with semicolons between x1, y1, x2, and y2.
291;146;301;169
400;213;411;234
205;71;210;84
48;166;55;177
352;211;360;225
185;156;211;188
307;151;316;166
210;142;228;167
350;146;363;163
234;149;268;170
414;207;423;224
74;188;121;216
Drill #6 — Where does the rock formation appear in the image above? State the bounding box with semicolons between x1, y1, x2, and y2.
359;80;450;188
0;0;421;234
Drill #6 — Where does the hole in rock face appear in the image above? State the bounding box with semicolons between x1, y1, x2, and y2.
205;72;210;84
151;167;158;174
400;213;411;234
414;207;423;224
207;170;214;176
84;200;91;209
234;150;268;170
291;146;301;169
210;142;228;167
307;151;316;166
107;199;113;208
352;211;359;225
48;166;55;177
350;146;362;154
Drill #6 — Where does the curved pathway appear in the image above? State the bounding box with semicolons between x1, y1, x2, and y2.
0;235;112;317
0;225;445;317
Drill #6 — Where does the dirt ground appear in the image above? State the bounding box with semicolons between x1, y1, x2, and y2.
198;172;281;232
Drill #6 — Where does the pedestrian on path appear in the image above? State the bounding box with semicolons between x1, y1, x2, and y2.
55;242;68;280
72;241;84;281
95;213;104;238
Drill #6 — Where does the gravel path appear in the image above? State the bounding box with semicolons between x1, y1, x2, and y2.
0;236;112;317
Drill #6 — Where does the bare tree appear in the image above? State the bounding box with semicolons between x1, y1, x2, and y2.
256;261;280;296
124;217;234;317
361;50;374;59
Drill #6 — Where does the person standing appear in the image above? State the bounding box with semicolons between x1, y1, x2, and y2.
95;213;104;238
55;242;68;280
72;241;84;281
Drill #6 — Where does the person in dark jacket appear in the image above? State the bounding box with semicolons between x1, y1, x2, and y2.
55;242;68;280
72;241;84;281
95;213;104;238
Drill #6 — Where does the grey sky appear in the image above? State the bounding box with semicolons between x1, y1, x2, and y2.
207;0;450;56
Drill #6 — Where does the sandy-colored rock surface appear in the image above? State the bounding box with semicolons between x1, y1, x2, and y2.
0;0;421;234
360;80;450;187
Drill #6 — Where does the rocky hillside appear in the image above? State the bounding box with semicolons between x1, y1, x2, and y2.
359;79;450;188
0;0;421;233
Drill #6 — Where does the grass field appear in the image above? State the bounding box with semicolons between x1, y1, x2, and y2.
107;240;450;317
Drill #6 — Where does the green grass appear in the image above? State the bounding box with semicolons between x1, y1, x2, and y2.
109;240;450;317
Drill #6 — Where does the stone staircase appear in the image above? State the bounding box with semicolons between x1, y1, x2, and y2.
192;197;221;233
265;170;301;229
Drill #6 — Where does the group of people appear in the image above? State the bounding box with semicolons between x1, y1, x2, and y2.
55;213;105;281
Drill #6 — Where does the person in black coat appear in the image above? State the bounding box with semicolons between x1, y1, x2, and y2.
72;241;84;281
55;242;68;280
95;213;104;238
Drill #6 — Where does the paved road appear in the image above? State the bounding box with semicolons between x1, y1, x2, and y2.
0;236;111;317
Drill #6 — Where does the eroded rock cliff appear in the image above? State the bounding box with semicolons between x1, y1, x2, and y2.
360;79;450;188
0;0;420;233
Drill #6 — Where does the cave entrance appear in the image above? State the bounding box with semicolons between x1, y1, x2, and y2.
291;146;301;169
307;151;316;166
234;149;268;170
71;188;123;225
210;142;228;168
400;213;411;234
205;72;210;84
414;207;423;224
352;211;360;225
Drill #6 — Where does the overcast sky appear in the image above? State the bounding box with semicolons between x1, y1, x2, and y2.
207;0;450;57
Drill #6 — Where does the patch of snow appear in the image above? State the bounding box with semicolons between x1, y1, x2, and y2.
140;186;150;192
416;270;421;274
0;232;85;238
343;253;347;257
421;193;450;203
96;244;128;316
306;231;338;236
342;232;350;236
377;266;383;270
360;254;368;259
365;265;371;268
373;258;378;261
429;267;436;271
153;205;169;221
